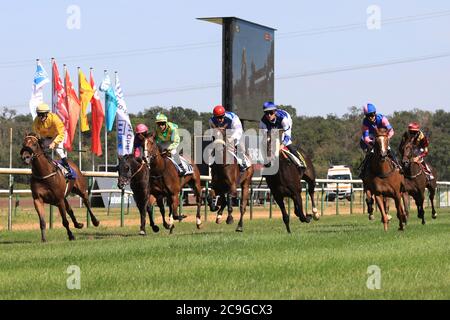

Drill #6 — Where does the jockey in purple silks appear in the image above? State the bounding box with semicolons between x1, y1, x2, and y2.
359;103;401;178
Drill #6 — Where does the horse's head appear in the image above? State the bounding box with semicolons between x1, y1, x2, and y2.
401;139;415;168
374;128;390;160
143;132;160;163
117;155;135;189
20;133;42;165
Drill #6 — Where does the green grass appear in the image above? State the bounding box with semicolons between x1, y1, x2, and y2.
0;209;449;300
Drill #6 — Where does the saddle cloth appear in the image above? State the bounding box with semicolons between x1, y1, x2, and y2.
167;156;194;176
282;149;307;168
53;160;77;180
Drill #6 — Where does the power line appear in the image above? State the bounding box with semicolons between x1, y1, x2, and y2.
1;9;450;69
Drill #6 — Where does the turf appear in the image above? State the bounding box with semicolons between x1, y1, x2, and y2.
0;209;449;300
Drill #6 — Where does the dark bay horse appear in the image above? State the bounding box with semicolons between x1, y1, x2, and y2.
399;136;438;224
20;134;99;242
263;144;313;233
143;134;203;233
363;128;406;231
206;137;254;232
117;155;160;235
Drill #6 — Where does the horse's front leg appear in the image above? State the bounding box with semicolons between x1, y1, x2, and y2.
215;195;227;224
157;196;170;230
33;197;47;242
394;193;406;231
168;194;179;234
236;184;249;232
375;195;389;232
427;185;437;219
365;188;375;220
273;194;291;233
137;201;147;236
146;200;160;233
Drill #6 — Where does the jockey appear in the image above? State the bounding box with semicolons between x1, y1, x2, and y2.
208;105;249;171
154;113;187;176
259;101;306;169
133;123;149;158
405;122;435;180
32;102;72;178
359;103;401;178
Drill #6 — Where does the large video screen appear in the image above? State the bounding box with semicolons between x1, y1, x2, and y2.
230;19;274;122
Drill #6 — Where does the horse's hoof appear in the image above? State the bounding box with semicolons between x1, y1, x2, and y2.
152;225;160;233
387;214;392;222
163;222;171;230
196;223;202;229
92;220;100;227
422;221;426;225
369;214;375;221
398;227;404;231
215;216;222;224
432;214;437;220
226;216;234;225
169;225;175;234
313;213;320;221
139;230;146;236
69;236;75;241
300;215;312;223
75;223;84;229
235;226;243;232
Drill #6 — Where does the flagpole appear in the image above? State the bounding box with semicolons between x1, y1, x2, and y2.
114;71;118;164
77;67;83;208
104;69;108;172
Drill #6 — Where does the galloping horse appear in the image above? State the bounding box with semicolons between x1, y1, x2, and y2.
363;128;406;231
206;128;254;232
143;134;203;233
20;134;100;242
117;155;160;235
263;134;318;233
399;137;438;224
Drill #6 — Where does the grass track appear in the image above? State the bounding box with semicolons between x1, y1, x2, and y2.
0;210;449;299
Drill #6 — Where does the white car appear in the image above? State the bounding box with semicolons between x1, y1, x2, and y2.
326;165;353;201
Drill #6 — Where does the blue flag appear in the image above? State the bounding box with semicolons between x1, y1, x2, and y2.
99;73;118;132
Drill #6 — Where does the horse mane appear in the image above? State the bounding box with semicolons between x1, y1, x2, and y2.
375;127;388;136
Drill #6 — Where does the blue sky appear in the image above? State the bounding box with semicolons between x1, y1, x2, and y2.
1;0;449;117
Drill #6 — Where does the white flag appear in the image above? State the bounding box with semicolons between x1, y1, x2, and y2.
114;73;134;155
29;60;50;119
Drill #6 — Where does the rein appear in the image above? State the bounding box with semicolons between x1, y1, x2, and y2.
23;136;58;180
130;160;146;179
404;161;424;179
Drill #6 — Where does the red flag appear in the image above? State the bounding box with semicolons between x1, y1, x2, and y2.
52;60;69;145
90;69;105;156
64;67;81;152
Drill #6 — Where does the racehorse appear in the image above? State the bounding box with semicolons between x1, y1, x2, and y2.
206;132;254;232
399;137;438;225
20;134;100;242
262;134;317;233
363;128;407;231
117;155;160;235
143;134;203;233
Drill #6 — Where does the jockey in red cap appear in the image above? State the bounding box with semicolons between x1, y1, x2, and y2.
133;123;149;158
209;105;250;171
400;122;434;180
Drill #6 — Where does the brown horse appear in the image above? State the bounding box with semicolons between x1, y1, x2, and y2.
363;128;406;231
143;134;203;233
206;135;254;232
263;137;315;233
399;136;438;224
117;155;160;235
20;134;99;242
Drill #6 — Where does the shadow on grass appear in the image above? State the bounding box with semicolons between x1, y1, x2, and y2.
0;240;33;245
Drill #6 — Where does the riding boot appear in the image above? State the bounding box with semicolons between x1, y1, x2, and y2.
177;162;186;177
358;157;368;179
388;149;403;174
61;157;73;179
422;162;435;180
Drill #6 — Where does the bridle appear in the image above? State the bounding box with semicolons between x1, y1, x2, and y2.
21;135;58;180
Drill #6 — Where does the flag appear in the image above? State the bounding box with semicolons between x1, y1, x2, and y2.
29;60;50;119
90;69;104;156
114;73;134;155
64;67;81;151
99;72;118;132
52;60;69;142
78;68;94;132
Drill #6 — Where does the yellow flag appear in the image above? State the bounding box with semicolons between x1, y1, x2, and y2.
78;68;94;132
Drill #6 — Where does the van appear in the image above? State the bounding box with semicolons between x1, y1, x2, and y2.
326;165;353;201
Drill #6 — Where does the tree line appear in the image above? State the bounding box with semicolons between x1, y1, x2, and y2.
0;105;449;188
